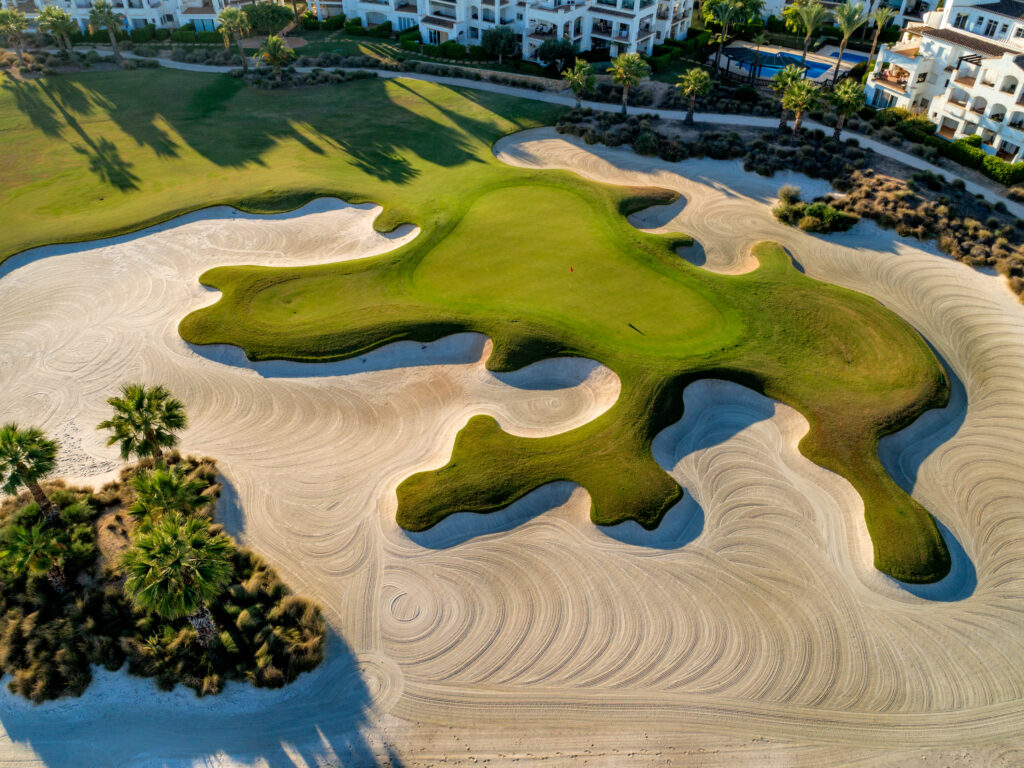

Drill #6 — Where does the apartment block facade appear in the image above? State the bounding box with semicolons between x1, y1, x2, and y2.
0;0;252;32
866;0;1024;161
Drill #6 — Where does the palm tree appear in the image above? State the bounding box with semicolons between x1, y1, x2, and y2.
829;78;865;140
771;63;803;132
782;78;822;134
867;6;897;67
122;512;234;646
88;0;124;63
38;6;77;54
712;0;742;70
217;7;252;73
0;424;59;524
0;10;28;67
677;67;712;125
256;34;294;82
562;58;595;109
607;52;650;116
0;521;67;593
830;2;868;83
130;465;213;521
749;31;768;82
97;383;187;464
796;1;830;67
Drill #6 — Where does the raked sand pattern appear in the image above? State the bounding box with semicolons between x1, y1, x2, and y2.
1;131;1024;766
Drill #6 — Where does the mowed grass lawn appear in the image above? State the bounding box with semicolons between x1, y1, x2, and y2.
3;70;951;583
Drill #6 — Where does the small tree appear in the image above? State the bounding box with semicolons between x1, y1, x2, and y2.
242;1;293;35
782;78;822;134
38;6;77;55
829;78;865;140
796;1;830;67
562;58;595;108
97;383;187;464
0;424;59;524
711;0;742;69
830;2;868;83
771;63;803;131
218;7;252;72
749;31;768;82
130;466;213;521
676;67;712;125
88;0;124;63
537;37;575;72
481;25;517;65
121;512;234;647
783;0;809;34
867;6;897;67
256;34;294;81
607;52;650;115
0;9;28;67
0;522;67;593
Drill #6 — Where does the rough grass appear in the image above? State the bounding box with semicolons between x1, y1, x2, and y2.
0;456;326;702
0;70;563;264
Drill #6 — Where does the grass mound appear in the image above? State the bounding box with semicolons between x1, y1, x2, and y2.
0;456;326;703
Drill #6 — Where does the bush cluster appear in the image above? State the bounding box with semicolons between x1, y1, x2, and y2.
0;456;326;702
170;47;241;67
239;65;377;89
773;185;860;233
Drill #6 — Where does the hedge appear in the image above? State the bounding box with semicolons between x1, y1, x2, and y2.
129;25;156;43
300;11;320;30
398;25;420;41
322;13;346;30
439;39;466;58
645;51;672;72
367;21;392;38
400;37;420;52
344;17;363;33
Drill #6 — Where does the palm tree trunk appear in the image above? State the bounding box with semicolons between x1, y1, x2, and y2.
834;112;846;141
144;430;164;462
831;41;845;84
621;84;628;115
14;39;24;67
108;28;121;63
793;109;804;134
801;35;810;66
868;28;881;66
236;34;248;72
575;92;582;109
188;604;218;646
65;32;73;54
778;107;788;132
686;91;696;125
861;0;876;40
47;564;67;594
28;482;57;523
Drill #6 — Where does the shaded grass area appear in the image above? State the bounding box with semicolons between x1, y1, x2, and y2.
0;457;325;702
0;70;563;263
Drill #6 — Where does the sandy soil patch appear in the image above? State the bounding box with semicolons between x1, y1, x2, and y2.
2;143;1024;766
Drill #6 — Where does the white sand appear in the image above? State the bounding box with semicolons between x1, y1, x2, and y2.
2;141;1024;766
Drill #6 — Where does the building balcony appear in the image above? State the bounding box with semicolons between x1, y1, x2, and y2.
872;73;908;94
954;74;976;88
938;125;956;139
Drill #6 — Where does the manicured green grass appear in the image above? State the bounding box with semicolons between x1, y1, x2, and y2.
0;70;562;263
2;70;951;582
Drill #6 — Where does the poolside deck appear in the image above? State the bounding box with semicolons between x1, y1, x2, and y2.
718;41;862;86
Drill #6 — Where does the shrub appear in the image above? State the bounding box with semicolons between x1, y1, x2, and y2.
300;11;320;29
154;27;171;41
778;184;801;206
634;130;661;156
439;39;465;59
400;37;420;52
244;1;294;34
129;25;156;43
322;12;346;30
368;20;392;38
344;17;364;34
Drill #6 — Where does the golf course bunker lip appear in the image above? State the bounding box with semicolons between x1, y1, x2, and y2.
1;197;421;281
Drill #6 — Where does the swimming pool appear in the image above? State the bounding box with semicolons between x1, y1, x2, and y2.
724;47;830;78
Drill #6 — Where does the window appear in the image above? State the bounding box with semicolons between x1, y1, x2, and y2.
984;19;998;36
917;72;927;83
1001;23;1008;33
516;12;523;18
1015;26;1024;37
428;29;441;44
953;13;967;28
470;26;479;38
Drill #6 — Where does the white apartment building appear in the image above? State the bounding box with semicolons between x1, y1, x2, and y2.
1;0;691;60
310;0;692;59
867;0;1024;161
0;0;252;33
762;0;935;31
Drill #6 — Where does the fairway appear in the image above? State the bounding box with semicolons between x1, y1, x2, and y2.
3;69;949;584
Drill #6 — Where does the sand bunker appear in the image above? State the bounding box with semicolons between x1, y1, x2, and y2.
3;141;1024;766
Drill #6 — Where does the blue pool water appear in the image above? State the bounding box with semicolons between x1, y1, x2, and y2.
737;58;830;78
830;51;869;63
